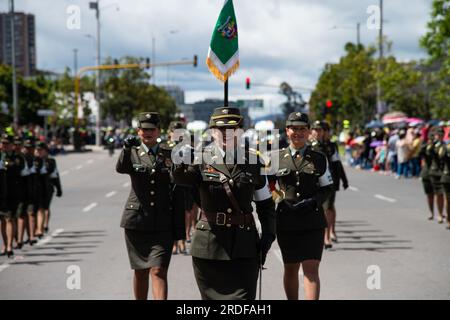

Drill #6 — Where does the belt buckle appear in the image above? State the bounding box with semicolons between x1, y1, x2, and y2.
216;212;226;226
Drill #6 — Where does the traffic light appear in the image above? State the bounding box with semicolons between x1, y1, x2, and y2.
326;99;333;108
146;58;150;69
193;55;198;67
246;77;251;90
114;59;119;65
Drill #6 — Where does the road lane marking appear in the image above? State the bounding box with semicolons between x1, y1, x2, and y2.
0;228;65;272
374;194;397;203
37;228;64;246
349;186;359;191
123;182;130;188
75;165;83;170
0;263;10;273
83;202;98;212
105;191;117;198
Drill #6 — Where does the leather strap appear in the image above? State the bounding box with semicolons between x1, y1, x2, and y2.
219;173;244;215
200;210;255;227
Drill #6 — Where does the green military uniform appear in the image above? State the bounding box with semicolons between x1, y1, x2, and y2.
173;107;276;300
420;139;435;195
23;139;39;215
271;113;333;263
438;140;450;226
3;136;26;218
429;130;444;195
116;112;185;270
0;135;8;216
36;142;62;212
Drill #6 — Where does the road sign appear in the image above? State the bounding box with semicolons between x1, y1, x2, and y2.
37;109;55;117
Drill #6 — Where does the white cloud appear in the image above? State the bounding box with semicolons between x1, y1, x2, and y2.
0;0;432;116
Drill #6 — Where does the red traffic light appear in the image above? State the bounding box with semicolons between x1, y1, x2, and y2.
246;77;250;89
326;99;333;108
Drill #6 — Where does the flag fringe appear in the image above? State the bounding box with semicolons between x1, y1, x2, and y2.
206;57;240;82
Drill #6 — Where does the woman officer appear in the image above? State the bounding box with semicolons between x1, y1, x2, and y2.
173;106;276;300
271;112;333;300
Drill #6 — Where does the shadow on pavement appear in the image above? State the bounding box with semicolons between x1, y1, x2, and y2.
330;220;413;252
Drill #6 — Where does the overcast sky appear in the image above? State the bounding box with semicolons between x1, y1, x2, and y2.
1;0;433;115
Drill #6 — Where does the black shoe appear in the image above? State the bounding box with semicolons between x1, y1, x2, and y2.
15;243;23;250
0;250;6;256
36;233;43;239
324;244;333;250
29;239;37;246
7;250;14;258
44;227;49;233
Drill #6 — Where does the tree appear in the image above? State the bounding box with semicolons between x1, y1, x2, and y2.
101;56;177;128
309;43;377;126
420;0;450;119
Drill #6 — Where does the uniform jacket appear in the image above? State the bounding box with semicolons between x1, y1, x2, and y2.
116;142;185;238
271;145;333;232
173;143;276;261
438;142;450;183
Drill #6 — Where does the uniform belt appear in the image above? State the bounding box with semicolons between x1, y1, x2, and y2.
200;210;255;228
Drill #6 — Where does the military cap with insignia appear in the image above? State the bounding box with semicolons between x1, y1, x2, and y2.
36;141;49;151
168;121;185;131
13;136;23;145
311;120;323;129
1;133;13;143
137;112;160;129
24;138;36;148
209;107;243;128
286;112;310;127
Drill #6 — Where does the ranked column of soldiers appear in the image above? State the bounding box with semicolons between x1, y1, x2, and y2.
116;108;350;300
0;134;62;258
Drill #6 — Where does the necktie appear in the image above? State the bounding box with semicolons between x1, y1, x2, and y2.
293;151;301;159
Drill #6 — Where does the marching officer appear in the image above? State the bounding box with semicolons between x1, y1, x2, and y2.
309;120;334;249
0;135;9;256
35;142;62;238
13;136;30;249
420;132;437;220
438;133;450;229
167;121;191;255
22;139;39;245
1;134;25;257
321;122;349;243
428;127;445;224
173;106;276;300
116;112;185;300
270;112;333;300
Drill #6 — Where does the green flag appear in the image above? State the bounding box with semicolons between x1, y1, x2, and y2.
206;0;239;82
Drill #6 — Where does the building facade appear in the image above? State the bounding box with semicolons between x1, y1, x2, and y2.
0;12;36;77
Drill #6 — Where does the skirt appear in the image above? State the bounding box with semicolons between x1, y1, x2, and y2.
277;228;325;263
430;175;443;194
323;190;337;211
192;257;259;300
421;177;433;195
124;229;173;270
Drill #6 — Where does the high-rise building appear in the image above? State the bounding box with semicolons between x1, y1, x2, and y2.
0;12;36;77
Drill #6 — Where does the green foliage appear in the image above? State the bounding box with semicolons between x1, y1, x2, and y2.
420;0;450;119
101;56;177;128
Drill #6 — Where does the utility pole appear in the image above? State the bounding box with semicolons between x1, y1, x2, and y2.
357;22;361;46
90;0;101;146
73;49;78;77
376;0;384;119
152;36;156;84
10;0;18;129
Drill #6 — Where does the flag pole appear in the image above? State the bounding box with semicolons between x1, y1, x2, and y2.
224;79;229;107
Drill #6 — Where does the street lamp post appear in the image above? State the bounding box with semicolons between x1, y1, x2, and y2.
89;1;101;146
331;22;361;46
376;0;384;119
9;0;18;129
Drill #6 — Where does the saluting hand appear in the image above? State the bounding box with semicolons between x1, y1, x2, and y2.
123;135;141;148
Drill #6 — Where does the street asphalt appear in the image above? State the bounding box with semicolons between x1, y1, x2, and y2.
0;147;449;300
